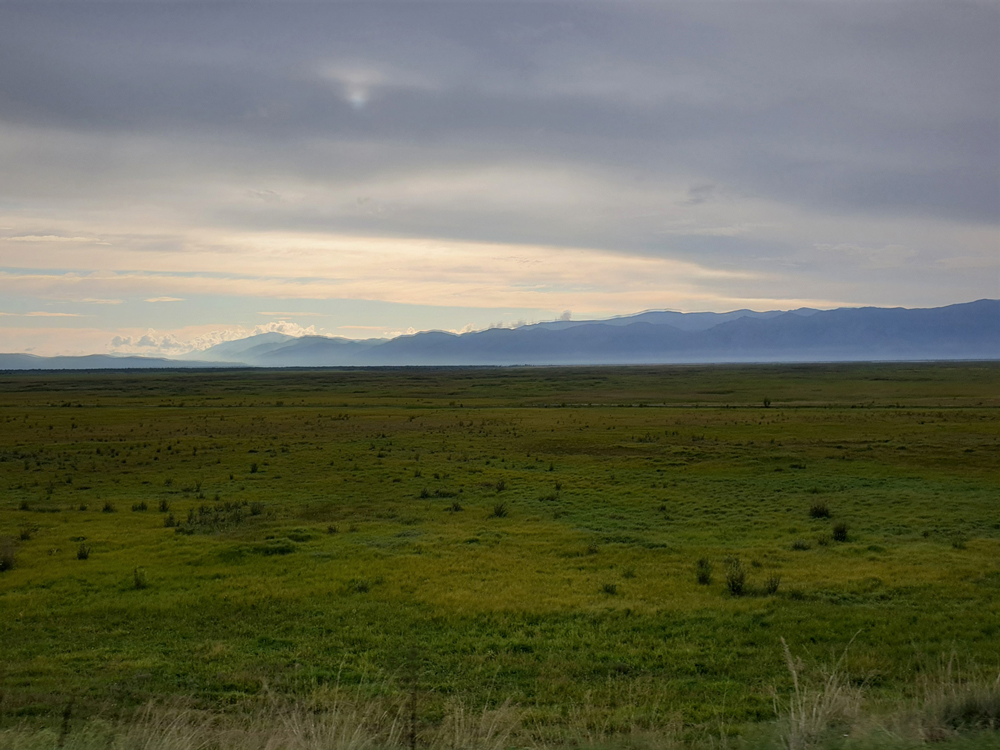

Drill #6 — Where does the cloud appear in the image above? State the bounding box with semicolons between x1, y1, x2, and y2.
258;311;326;317
144;297;184;303
82;298;123;304
2;235;108;244
0;311;83;317
0;0;994;356
109;320;319;355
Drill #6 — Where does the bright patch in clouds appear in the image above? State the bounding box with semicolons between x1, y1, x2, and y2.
110;320;318;356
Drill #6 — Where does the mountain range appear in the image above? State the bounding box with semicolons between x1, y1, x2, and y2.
2;299;995;370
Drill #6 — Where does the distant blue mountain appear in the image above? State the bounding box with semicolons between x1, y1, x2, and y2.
0;353;231;370
2;300;996;369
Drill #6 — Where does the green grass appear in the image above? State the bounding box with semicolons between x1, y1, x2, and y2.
0;362;998;744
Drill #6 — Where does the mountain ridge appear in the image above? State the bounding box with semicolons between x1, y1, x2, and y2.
2;300;996;370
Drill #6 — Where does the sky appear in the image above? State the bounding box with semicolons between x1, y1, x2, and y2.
0;1;997;357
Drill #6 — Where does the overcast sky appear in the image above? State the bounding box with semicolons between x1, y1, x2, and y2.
1;1;997;355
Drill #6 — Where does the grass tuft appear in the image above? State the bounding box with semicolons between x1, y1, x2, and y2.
695;557;713;586
725;556;746;597
809;502;831;519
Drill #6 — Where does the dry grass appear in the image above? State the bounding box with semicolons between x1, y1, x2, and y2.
776;636;864;750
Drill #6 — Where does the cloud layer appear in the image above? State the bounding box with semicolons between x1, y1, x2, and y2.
0;1;996;355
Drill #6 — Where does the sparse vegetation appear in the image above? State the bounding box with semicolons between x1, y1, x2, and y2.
833;522;849;542
0;364;996;747
809;501;831;519
0;538;16;571
696;557;713;585
725;556;746;596
76;542;90;560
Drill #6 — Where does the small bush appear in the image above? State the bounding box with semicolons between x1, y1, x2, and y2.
725;557;746;597
163;513;177;528
19;525;34;541
696;558;713;586
18;500;30;511
817;534;831;546
792;539;812;551
327;524;338;534
622;567;636;580
495;479;506;492
490;502;508;518
587;543;600;555
0;539;16;571
131;501;148;512
347;578;371;593
601;582;618;596
78;503;87;511
419;488;430;499
158;499;170;513
809;502;830;519
102;501;116;513
249;501;264;516
765;574;781;595
951;534;968;550
250;462;258;474
833;522;849;542
77;543;91;560
133;566;148;590
449;501;463;513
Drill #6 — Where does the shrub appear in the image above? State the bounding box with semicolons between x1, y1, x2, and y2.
696;558;713;586
449;501;463;513
19;525;33;541
725;557;746;597
347;578;371;593
622;567;636;580
951;534;968;550
601;583;618;596
833;522;849;542
77;543;91;560
765;574;781;595
164;513;177;528
0;539;16;572
78;503;87;511
419;488;430;499
133;567;148;590
250;462;258;474
131;501;148;512
809;502;831;519
495;479;506;492
158;499;170;512
102;501;116;513
327;524;338;534
490;502;508;518
18;500;30;511
792;539;812;551
249;501;264;516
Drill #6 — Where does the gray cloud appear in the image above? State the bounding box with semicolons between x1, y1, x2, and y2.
0;1;996;313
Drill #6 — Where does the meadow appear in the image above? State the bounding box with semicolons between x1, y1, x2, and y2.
0;362;998;748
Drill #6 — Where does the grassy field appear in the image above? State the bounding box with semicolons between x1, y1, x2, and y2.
1;362;998;747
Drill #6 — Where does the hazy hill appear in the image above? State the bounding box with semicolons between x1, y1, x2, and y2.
2;300;996;369
0;354;231;370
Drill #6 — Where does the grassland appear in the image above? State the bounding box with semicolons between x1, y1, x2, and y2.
0;362;998;747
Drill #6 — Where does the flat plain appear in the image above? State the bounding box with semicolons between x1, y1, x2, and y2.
1;363;998;747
